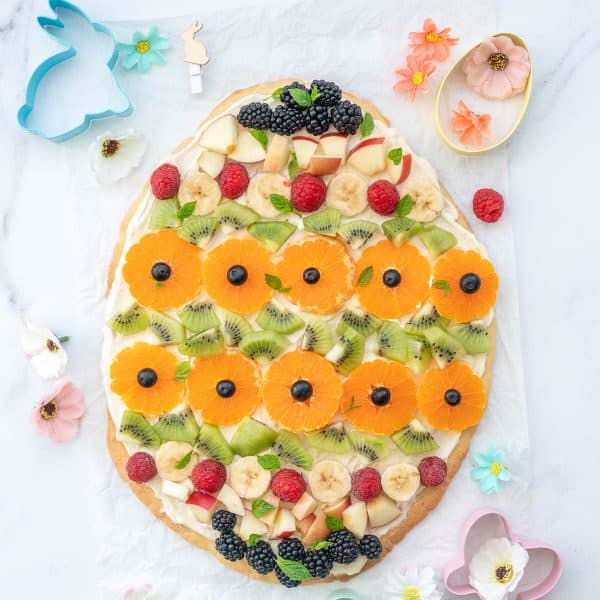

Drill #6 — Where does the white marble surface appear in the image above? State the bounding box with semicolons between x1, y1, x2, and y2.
0;0;598;597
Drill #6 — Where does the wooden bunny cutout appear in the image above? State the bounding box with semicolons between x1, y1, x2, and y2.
181;21;209;66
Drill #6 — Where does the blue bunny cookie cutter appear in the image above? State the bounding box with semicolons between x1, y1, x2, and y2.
17;0;132;142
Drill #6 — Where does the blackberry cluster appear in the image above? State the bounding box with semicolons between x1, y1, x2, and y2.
280;81;311;108
215;532;246;562
303;549;333;578
305;105;330;135
236;102;272;130
270;105;305;136
327;529;360;564
246;540;276;574
311;79;342;107
330;100;363;135
275;565;301;588
211;509;236;533
277;537;306;562
359;534;383;560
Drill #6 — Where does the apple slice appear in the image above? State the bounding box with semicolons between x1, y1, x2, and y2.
197;150;225;178
259;490;281;528
386;152;413;184
199;114;238;155
239;513;270;540
347;137;386;176
292;492;318;521
271;508;296;539
324;496;351;519
263;134;290;173
302;510;329;546
186;491;219;523
228;129;267;163
297;513;316;537
217;483;245;516
162;479;191;502
319;132;349;162
366;495;401;527
343;501;368;539
309;155;342;176
292;135;319;169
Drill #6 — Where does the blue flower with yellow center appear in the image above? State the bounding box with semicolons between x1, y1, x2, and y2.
471;443;510;494
118;27;170;73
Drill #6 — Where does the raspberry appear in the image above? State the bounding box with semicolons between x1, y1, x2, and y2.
291;173;326;213
351;467;382;501
359;534;382;559
367;179;400;215
126;452;157;483
472;188;504;223
211;509;237;533
271;469;306;502
217;163;249;199
150;163;180;200
278;537;306;562
419;456;448;487
246;540;276;574
191;459;226;494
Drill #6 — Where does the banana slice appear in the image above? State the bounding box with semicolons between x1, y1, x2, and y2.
325;171;368;217
308;459;351;504
381;463;420;502
401;177;444;222
229;456;271;499
156;441;198;482
178;172;222;215
247;173;291;218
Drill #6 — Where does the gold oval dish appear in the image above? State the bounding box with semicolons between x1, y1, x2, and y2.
435;32;532;155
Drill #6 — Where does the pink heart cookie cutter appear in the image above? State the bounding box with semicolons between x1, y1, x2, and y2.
444;508;562;599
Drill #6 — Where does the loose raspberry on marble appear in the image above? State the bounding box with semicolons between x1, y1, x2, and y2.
418;456;447;487
126;451;157;483
472;188;504;223
290;173;327;213
150;163;180;199
217;163;250;199
191;459;227;494
271;468;306;502
367;179;400;215
351;466;382;501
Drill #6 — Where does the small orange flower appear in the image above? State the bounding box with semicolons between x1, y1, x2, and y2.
451;101;493;148
394;54;436;101
409;18;459;63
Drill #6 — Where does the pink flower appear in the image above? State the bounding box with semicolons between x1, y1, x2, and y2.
31;380;85;443
451;100;493;148
394;54;436;101
409;18;459;62
463;35;530;100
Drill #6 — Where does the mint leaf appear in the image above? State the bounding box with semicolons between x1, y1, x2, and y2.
310;85;321;103
359;112;374;138
177;201;196;220
387;147;403;165
174;361;191;382
357;265;374;287
325;515;345;532
265;273;290;293
395;194;413;217
250;128;268;151
275;559;312;581
155;281;164;288
248;533;263;547
272;87;284;100
433;279;451;296
289;87;312;108
342;395;362;413
311;540;334;550
175;450;193;470
57;335;70;344
257;454;281;471
252;498;275;518
270;193;293;214
288;152;299;180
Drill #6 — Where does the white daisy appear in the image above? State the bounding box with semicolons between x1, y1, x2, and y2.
21;320;68;379
469;537;529;600
385;566;442;600
89;129;146;184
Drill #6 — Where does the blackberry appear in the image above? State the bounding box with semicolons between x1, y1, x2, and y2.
274;565;302;588
305;105;330;135
246;540;276;574
327;529;360;564
277;537;306;562
330;100;363;135
303;549;333;578
237;102;272;130
211;509;236;533
270;105;305;136
311;79;342;107
280;82;310;109
215;532;246;562
358;534;383;560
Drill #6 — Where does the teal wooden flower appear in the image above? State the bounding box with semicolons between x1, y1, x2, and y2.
119;27;170;73
471;443;511;494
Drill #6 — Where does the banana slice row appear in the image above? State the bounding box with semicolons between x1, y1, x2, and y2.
179;172;222;215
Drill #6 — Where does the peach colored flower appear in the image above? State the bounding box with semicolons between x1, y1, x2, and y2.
451;101;493;148
394;54;436;101
31;379;85;443
409;18;459;62
463;35;530;100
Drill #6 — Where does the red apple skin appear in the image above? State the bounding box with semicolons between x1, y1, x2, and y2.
292;135;318;143
309;155;342;176
347;137;385;159
186;491;217;510
397;154;412;184
320;132;350;140
276;530;295;539
324;496;351;518
302;511;330;546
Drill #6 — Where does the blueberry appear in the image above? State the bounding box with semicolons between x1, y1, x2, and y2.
460;273;481;294
151;262;171;281
227;265;248;285
216;379;236;398
291;379;313;401
382;269;401;287
371;386;391;406
303;267;320;284
137;368;158;388
444;388;461;406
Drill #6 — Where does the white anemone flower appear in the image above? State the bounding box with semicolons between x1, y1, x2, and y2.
89;129;146;184
469;537;529;600
385;566;442;600
21;320;68;379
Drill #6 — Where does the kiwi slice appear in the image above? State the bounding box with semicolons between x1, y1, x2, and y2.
256;300;305;334
325;327;365;375
196;423;233;465
405;336;433;375
391;419;439;455
222;311;253;347
153;410;200;445
446;321;489;354
230;416;278;456
423;326;465;367
272;431;313;470
149;198;181;230
178;300;220;333
212;200;258;232
238;330;288;362
376;320;410;362
417;225;457;257
382;216;421;245
348;431;389;462
405;302;442;334
336;309;381;338
147;311;186;345
303;207;342;237
178;327;224;357
248;221;296;251
301;318;334;355
117;411;161;448
179;216;218;248
306;423;352;454
337;220;379;249
108;303;148;335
